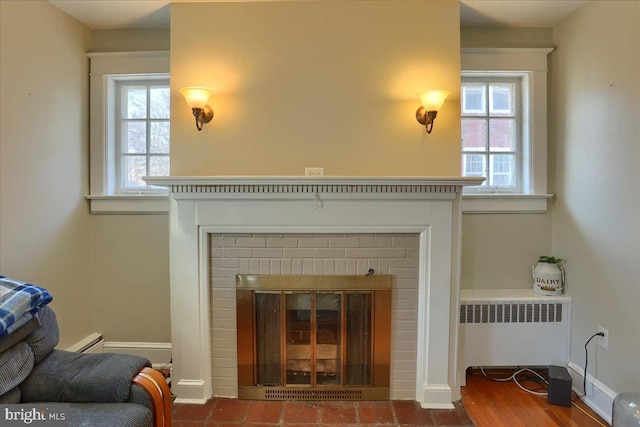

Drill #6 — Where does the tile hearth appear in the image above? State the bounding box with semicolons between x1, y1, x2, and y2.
172;399;474;426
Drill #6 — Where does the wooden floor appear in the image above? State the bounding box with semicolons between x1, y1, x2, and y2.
461;369;610;427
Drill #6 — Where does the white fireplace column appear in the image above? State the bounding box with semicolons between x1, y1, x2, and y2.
145;176;482;408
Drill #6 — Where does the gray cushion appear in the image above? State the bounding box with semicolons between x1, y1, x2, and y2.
0;341;34;395
21;349;149;403
24;306;59;362
127;383;153;412
0;386;21;404
68;402;152;427
0;317;39;353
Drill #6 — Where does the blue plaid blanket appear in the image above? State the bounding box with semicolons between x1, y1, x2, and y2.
0;276;53;338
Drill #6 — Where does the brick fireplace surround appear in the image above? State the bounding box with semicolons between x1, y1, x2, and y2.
146;176;481;409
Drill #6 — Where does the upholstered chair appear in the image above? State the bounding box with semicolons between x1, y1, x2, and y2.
0;306;171;427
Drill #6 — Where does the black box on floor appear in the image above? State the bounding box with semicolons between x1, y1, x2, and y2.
548;365;572;407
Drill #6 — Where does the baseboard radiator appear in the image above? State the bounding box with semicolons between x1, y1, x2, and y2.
459;289;571;384
66;332;105;354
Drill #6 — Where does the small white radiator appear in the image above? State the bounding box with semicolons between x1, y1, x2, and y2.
459;289;571;385
66;332;104;354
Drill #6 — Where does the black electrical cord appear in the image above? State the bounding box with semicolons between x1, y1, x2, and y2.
581;332;605;398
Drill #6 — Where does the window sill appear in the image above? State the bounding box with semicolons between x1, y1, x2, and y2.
85;194;169;214
462;193;553;214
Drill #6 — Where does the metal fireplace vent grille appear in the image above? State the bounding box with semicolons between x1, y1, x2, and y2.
264;388;364;400
459;303;563;324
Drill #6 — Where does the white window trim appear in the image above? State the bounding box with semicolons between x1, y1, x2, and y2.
461;48;554;214
87;51;170;214
462;75;523;193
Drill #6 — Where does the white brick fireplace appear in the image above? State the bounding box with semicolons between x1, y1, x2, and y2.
146;176;481;409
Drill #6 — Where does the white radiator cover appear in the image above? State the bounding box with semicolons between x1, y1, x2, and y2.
459;289;571;385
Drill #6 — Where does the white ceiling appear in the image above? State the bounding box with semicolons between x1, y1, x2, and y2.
460;0;587;27
48;0;588;30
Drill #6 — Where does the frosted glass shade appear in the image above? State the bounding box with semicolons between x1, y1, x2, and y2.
417;90;450;111
613;392;640;426
180;87;212;109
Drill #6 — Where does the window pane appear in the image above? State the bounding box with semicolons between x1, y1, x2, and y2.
123;86;147;119
150;121;170;153
123;155;146;188
489;84;515;116
462;84;486;115
462;154;487;186
490;154;516;187
122;121;147;154
149;156;170;176
150;87;170;119
489;119;516;152
462;119;487;151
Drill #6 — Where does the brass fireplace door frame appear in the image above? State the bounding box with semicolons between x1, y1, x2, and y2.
236;274;391;401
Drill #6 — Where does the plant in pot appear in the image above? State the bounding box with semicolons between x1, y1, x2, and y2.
533;256;565;295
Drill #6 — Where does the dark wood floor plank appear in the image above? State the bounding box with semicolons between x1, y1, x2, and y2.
461;370;609;427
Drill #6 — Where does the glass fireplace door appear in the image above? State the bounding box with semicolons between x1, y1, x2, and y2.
285;293;312;385
237;274;391;400
315;293;341;386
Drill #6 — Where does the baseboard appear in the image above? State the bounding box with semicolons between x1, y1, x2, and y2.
103;341;172;368
172;379;208;404
418;384;455;409
567;361;616;425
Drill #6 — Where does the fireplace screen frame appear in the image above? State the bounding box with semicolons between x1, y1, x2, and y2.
236;274;391;400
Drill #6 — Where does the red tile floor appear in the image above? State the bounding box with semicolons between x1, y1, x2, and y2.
172;398;474;426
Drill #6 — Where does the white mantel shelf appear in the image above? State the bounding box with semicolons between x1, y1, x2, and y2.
145;176;484;191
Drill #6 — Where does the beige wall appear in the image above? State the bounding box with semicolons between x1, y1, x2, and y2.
461;27;554;49
461;213;552;289
0;2;172;347
459;26;554;290
552;1;640;393
170;1;461;177
0;1;93;348
87;29;172;343
91;215;170;342
90;29;170;52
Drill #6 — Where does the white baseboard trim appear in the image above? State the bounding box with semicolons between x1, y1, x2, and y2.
172;379;208;404
103;341;172;368
567;361;616;425
419;384;455;409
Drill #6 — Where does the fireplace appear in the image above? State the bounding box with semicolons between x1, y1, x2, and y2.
236;274;391;400
145;176;482;408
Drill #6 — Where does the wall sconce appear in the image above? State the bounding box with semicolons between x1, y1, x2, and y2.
416;90;449;134
180;87;214;131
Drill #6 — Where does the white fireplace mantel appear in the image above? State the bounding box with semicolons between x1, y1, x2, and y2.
145;176;482;408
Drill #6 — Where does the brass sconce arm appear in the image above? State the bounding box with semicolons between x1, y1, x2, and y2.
192;105;214;131
415;108;438;134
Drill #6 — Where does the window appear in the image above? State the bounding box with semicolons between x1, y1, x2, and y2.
462;77;521;193
116;80;170;192
87;51;170;213
460;48;554;213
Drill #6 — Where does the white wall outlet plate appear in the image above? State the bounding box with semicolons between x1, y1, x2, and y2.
598;326;609;350
305;168;324;177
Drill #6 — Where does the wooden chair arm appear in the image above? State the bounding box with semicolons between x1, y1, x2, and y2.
132;367;172;427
